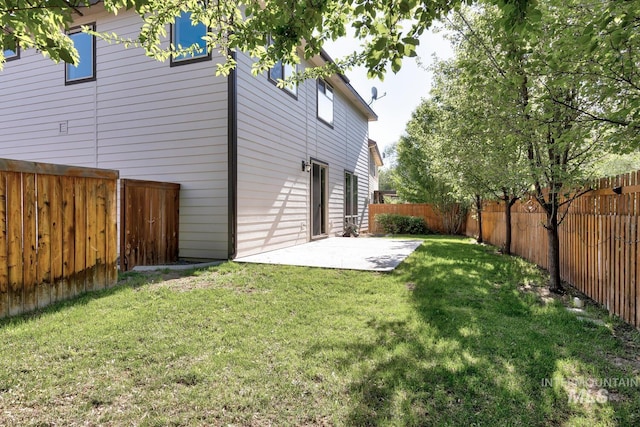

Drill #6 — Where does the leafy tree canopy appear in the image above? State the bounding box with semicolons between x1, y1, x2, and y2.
0;0;536;77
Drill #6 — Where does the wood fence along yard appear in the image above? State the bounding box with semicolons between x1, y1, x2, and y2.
369;170;640;329
465;171;640;329
0;159;119;319
368;203;466;235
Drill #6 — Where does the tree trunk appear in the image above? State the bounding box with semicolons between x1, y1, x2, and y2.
504;199;512;255
546;205;563;293
475;194;483;244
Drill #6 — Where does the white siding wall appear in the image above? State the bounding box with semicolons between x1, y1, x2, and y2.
235;52;371;257
0;8;229;259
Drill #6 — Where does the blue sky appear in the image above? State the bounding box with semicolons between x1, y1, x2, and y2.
325;29;454;159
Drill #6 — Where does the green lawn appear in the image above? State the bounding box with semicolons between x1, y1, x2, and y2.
1;236;639;426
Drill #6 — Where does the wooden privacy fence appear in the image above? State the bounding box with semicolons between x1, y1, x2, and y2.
0;158;118;319
120;179;180;271
465;170;640;329
368;203;466;234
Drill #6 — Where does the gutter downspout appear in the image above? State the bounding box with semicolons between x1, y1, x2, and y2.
227;51;238;259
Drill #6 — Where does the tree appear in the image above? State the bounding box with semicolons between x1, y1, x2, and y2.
427;50;531;253
1;0;537;76
439;1;638;292
394;101;469;234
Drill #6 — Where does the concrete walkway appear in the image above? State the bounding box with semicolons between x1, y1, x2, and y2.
235;237;423;272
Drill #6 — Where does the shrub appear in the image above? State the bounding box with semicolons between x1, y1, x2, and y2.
375;214;430;235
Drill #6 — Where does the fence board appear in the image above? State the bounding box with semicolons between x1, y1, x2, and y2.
7;172;22;316
0;173;7;318
85;178;97;292
74;178;86;297
36;175;52;309
23;174;36;312
95;180;107;290
50;176;63;303
0;158;118;319
61;175;75;301
106;179;118;284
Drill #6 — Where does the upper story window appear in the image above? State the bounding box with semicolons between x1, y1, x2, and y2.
268;60;297;97
3;46;19;62
267;37;297;97
65;24;96;85
317;79;334;126
369;154;377;177
171;11;210;65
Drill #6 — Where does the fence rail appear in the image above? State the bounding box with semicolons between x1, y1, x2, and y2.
120;179;180;271
0;158;118;319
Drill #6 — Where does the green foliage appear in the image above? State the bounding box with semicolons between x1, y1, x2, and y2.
375;213;430;234
0;0;539;78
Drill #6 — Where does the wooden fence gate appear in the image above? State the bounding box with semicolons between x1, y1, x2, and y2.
120;179;180;271
0;158;118;319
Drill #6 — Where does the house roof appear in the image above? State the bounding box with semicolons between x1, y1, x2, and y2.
307;49;378;122
368;139;384;166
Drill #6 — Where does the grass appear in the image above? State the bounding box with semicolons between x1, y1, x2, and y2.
1;235;639;426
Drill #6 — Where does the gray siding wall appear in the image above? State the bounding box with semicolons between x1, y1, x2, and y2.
0;8;229;259
235;52;371;257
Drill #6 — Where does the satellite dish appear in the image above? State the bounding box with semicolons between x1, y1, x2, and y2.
369;86;386;105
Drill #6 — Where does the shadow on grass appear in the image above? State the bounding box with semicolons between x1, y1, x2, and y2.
341;236;639;426
0;268;200;328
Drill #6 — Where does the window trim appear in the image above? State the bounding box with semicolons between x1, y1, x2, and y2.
170;12;212;67
344;170;359;220
317;78;334;128
65;23;96;85
267;61;298;99
3;45;20;62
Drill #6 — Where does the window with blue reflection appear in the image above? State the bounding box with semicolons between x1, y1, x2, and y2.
3;47;19;61
65;25;96;84
171;12;209;65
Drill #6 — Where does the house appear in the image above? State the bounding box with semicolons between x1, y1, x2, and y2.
0;5;378;260
368;139;384;203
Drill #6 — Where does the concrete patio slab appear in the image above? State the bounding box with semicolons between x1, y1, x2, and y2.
234;237;423;272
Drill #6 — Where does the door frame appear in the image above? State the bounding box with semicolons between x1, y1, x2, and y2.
310;158;329;240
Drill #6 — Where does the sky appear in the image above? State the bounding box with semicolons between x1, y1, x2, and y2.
324;29;454;160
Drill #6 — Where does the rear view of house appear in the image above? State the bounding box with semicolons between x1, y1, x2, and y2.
0;4;377;261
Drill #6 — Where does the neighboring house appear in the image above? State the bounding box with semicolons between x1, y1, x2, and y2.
0;5;377;260
368;139;384;206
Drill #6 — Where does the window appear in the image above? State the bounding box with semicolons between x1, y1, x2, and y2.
268;61;297;96
345;171;358;224
369;154;377;177
171;11;210;65
267;36;297;97
317;79;334;126
65;24;96;84
3;46;19;62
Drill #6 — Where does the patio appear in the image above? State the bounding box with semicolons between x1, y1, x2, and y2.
234;237;423;271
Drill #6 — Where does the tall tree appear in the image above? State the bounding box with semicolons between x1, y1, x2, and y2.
442;2;638;292
428;50;531;254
